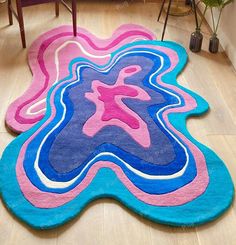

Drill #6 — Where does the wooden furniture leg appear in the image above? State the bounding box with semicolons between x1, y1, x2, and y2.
7;0;77;48
157;0;166;21
16;0;26;48
55;0;60;17
161;0;172;41
72;0;77;36
8;0;13;25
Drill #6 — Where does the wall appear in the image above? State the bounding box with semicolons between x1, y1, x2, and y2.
199;1;236;69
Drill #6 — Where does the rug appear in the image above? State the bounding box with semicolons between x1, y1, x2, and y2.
0;27;234;229
5;24;156;133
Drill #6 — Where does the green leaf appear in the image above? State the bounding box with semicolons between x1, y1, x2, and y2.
201;0;233;7
223;0;233;7
202;0;221;7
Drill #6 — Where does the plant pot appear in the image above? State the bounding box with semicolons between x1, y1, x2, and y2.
189;29;203;53
209;34;219;53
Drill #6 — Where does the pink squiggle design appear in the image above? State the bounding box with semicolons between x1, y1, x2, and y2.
6;24;156;133
15;44;209;208
83;65;151;148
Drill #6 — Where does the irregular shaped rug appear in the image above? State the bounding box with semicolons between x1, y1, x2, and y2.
0;26;234;229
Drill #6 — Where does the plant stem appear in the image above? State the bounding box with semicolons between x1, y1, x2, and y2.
193;0;199;29
199;5;208;29
210;7;216;33
215;7;223;34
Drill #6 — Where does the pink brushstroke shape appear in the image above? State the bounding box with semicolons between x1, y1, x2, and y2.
6;24;156;133
83;65;151;148
15;44;209;208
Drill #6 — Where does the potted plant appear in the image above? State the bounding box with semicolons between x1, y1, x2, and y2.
189;0;209;52
201;0;233;53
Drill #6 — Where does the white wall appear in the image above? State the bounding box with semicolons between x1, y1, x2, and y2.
199;2;236;69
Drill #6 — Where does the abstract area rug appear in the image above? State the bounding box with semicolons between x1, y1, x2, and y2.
6;24;156;133
0;27;234;230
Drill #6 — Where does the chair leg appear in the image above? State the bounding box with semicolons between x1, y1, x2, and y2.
72;0;77;37
157;0;166;22
16;0;26;48
8;0;13;25
55;0;59;17
161;0;172;41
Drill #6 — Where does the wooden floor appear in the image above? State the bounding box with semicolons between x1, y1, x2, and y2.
0;1;236;244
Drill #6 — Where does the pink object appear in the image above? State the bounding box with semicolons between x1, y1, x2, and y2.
83;65;151;148
6;24;156;133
